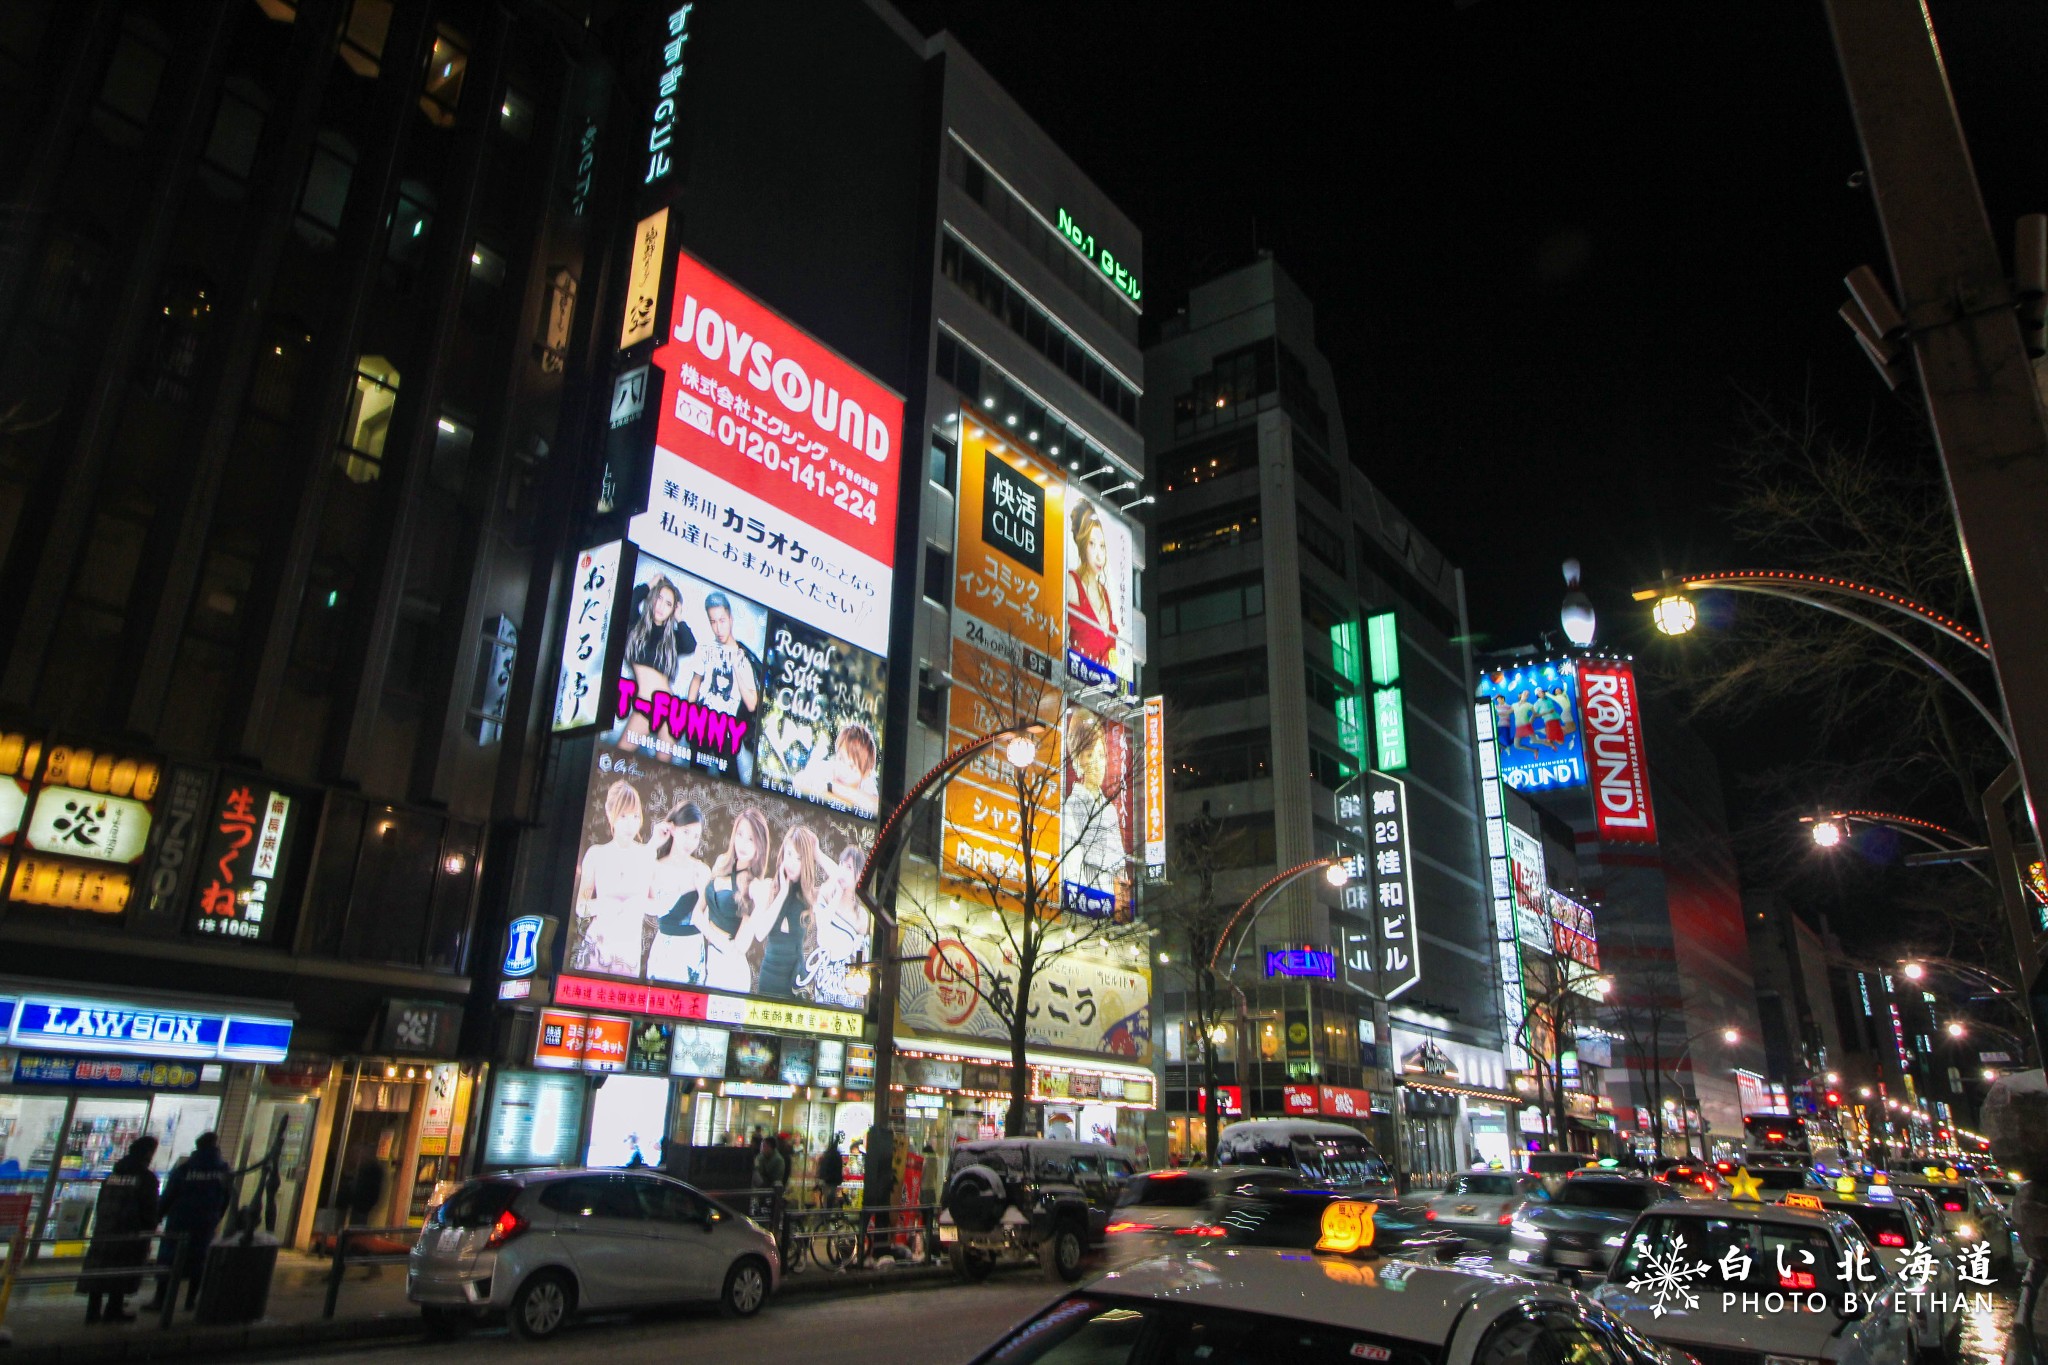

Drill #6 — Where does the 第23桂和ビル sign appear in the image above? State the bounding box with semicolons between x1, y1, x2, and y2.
629;248;904;656
0;995;293;1063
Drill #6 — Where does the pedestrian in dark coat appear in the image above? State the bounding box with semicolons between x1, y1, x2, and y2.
147;1133;233;1312
79;1136;159;1323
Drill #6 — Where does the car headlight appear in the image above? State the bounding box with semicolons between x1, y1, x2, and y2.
1604;1233;1627;1247
1954;1223;1975;1239
1511;1218;1544;1238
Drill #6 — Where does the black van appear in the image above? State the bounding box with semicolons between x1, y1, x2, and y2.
1213;1119;1397;1199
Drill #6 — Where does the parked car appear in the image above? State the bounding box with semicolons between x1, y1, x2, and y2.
1885;1171;2015;1280
969;1248;1695;1365
407;1169;780;1340
938;1139;1138;1282
1527;1151;1598;1199
1509;1171;1682;1282
1424;1171;1542;1244
1596;1200;1915;1365
1213;1119;1397;1197
1795;1185;1961;1359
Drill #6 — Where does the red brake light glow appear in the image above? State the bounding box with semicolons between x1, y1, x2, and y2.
1498;1212;1514;1225
1106;1221;1152;1234
1779;1271;1817;1290
1173;1225;1228;1237
1424;1209;1437;1220
485;1208;527;1249
1877;1232;1907;1247
1941;1200;1965;1212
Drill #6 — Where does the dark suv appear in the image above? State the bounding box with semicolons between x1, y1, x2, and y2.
938;1139;1138;1282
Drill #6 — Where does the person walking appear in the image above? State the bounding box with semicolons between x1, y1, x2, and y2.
79;1136;159;1323
147;1133;233;1313
816;1133;845;1208
346;1158;386;1229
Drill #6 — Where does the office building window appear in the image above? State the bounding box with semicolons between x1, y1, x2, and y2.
916;666;947;729
939;231;1138;428
1172;730;1271;791
1160;433;1256;492
934;332;1125;481
202;77;268;189
147;277;213;404
431;414;474;493
923;545;951;605
1212;815;1279;869
1158;499;1259;562
1308;744;1348;792
929;433;956;491
1163;649;1267;712
338;355;400;483
1293;438;1342;505
467;241;507;289
91;15;170;145
297;131;356;248
388;181;434;265
499;88;535;139
420;25;468;127
1298;503;1345;574
340;0;393;78
1158;576;1263;637
1303;657;1349;714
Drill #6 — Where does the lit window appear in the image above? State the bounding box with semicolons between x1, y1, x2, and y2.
467;242;507;289
498;88;534;140
339;356;400;483
419;27;467;127
340;0;392;78
387;182;435;265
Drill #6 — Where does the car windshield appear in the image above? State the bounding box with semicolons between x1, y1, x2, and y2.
1615;1215;1852;1295
433;1180;519;1228
1444;1174;1519;1197
1117;1175;1211;1208
1557;1181;1655;1211
1985;1180;2016;1198
1292;1135;1392;1187
985;1295;1442;1365
1832;1204;1912;1247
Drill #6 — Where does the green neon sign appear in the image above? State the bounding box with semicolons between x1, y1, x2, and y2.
1366;612;1400;687
1057;207;1141;307
1373;687;1408;771
1330;620;1367;771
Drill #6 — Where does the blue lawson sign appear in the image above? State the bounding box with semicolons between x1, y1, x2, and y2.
0;995;292;1063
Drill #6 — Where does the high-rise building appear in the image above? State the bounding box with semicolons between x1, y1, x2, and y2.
0;0;1151;1240
1143;256;1510;1180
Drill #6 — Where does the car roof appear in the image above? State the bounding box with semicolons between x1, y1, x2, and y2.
475;1167;673;1186
1565;1169;1656;1183
1089;1248;1573;1339
1642;1198;1848;1231
1219;1119;1376;1140
958;1139;1138;1158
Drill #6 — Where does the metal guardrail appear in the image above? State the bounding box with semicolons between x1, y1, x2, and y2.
0;1230;192;1330
322;1225;419;1320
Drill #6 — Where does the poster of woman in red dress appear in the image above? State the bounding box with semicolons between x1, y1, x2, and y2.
1063;488;1135;689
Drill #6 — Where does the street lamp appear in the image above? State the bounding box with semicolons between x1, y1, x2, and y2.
1811;819;1844;849
1652;593;1698;636
1209;855;1352;971
1947;1020;1967;1039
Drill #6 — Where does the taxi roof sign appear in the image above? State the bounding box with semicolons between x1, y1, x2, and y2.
1316;1200;1377;1255
1783;1191;1824;1211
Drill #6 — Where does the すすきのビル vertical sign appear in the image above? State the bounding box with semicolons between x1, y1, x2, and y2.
1577;658;1657;845
628;248;903;656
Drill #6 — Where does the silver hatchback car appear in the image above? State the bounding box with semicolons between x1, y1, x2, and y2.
408;1168;781;1339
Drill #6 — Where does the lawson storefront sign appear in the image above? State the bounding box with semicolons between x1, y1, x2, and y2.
0;994;293;1063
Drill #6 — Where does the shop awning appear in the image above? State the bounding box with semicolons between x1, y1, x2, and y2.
892;1036;1157;1085
1396;1076;1524;1106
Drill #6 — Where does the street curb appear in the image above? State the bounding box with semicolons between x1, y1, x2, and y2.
0;1262;1016;1363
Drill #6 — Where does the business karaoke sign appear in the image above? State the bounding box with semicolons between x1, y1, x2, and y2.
1577;658;1657;845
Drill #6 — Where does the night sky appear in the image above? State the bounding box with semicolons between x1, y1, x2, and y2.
889;2;2048;942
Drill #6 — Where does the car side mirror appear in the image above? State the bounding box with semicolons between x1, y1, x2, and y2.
700;1208;719;1232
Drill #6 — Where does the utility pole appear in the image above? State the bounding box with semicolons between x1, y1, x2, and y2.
1826;1;2048;841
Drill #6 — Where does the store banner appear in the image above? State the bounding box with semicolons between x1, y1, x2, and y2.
1506;824;1551;953
1142;696;1165;878
8;1054;204;1090
1577;658;1657;844
896;907;1152;1065
553;540;623;733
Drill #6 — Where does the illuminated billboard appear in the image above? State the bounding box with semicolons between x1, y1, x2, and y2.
628;247;902;655
1477;659;1584;792
1579;657;1657;845
1062;485;1136;693
1505;823;1551;953
2;738;164;915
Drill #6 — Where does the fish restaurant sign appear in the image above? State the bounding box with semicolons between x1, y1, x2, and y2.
0;994;293;1063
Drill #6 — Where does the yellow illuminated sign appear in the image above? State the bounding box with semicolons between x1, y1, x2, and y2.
715;996;865;1039
1836;1175;1859;1194
619;207;669;350
1726;1167;1763;1201
1316;1200;1377;1254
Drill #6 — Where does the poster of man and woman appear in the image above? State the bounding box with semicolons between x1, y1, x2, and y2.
608;548;885;820
1477;660;1586;791
563;752;874;1012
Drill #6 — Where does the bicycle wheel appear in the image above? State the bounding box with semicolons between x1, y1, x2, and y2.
820;1213;859;1268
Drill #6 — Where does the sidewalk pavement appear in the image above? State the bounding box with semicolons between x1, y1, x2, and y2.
0;1248;963;1363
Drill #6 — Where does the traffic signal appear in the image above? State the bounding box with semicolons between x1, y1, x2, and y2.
1824;1090;1842;1107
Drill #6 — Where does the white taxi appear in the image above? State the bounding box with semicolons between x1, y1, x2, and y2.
968;1246;1695;1365
1594;1199;1915;1365
1793;1181;1961;1359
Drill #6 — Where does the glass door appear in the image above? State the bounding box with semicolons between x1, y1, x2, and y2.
0;1095;71;1254
48;1098;150;1252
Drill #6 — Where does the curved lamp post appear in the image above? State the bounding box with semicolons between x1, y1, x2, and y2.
1633;570;2011;758
1803;809;1994;887
1207;856;1351;972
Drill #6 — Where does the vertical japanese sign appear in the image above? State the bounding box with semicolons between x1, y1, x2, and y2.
1577;657;1657;844
190;782;297;944
619;208;668;350
1505;824;1552;953
1338;782;1377;992
1473;705;1526;1069
1142;695;1165;878
554;541;623;733
643;5;692;185
1365;612;1407;772
138;764;213;930
1367;770;1419;999
1548;889;1601;995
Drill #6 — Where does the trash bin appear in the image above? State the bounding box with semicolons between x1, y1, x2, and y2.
194;1237;279;1325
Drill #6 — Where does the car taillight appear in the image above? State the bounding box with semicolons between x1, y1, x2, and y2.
1106;1221;1153;1234
1877;1232;1907;1247
1779;1272;1817;1290
1498;1212;1514;1225
1941;1200;1964;1212
485;1208;527;1249
1424;1209;1437;1221
1173;1225;1228;1237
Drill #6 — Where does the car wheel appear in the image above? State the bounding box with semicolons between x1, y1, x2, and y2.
949;1242;994;1281
1039;1222;1086;1282
720;1257;770;1318
510;1270;575;1341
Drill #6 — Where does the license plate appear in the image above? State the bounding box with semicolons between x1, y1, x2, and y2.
1554;1250;1598;1267
938;1225;958;1244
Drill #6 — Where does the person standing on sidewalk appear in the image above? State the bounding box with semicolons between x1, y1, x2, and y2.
147;1133;232;1313
816;1134;845;1208
78;1136;159;1323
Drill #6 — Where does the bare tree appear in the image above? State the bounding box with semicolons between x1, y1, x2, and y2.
1143;809;1243;1162
1601;951;1687;1157
1514;955;1608;1150
898;639;1146;1136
